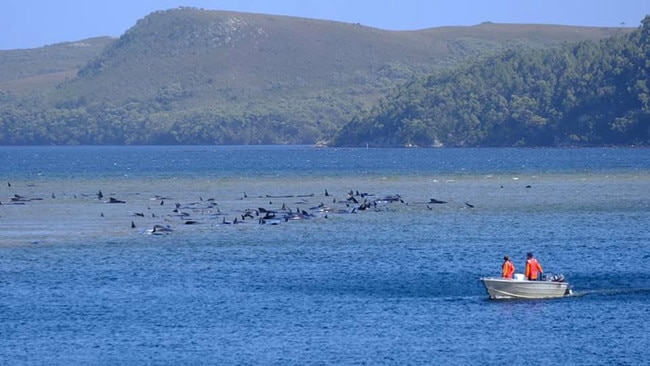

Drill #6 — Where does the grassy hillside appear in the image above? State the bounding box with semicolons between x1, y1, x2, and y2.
59;9;627;105
0;7;632;145
0;37;114;93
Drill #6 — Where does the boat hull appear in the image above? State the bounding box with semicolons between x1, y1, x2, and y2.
481;277;570;299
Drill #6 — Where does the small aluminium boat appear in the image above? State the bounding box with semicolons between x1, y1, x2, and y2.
481;274;571;299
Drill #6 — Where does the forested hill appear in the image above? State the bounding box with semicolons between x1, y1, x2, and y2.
333;16;650;147
0;7;629;145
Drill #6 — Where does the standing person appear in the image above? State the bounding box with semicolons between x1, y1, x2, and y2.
502;255;515;279
525;252;543;281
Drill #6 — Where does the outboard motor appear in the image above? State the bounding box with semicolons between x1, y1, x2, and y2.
550;274;565;282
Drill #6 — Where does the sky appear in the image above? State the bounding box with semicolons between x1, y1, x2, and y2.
2;0;649;50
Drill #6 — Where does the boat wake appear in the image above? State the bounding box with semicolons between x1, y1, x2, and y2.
570;288;650;297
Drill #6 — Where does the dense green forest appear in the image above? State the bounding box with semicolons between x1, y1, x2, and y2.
0;7;641;146
333;16;650;147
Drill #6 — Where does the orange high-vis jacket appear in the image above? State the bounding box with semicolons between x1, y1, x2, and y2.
502;260;515;278
525;258;543;280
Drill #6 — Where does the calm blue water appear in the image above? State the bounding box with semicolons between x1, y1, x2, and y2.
1;146;649;365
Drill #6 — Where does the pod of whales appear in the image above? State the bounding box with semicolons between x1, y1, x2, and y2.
3;182;489;237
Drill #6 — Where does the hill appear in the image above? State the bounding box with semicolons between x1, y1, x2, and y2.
0;37;114;93
0;7;632;145
332;16;650;147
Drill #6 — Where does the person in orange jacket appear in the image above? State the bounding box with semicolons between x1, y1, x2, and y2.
502;255;515;278
525;252;543;281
